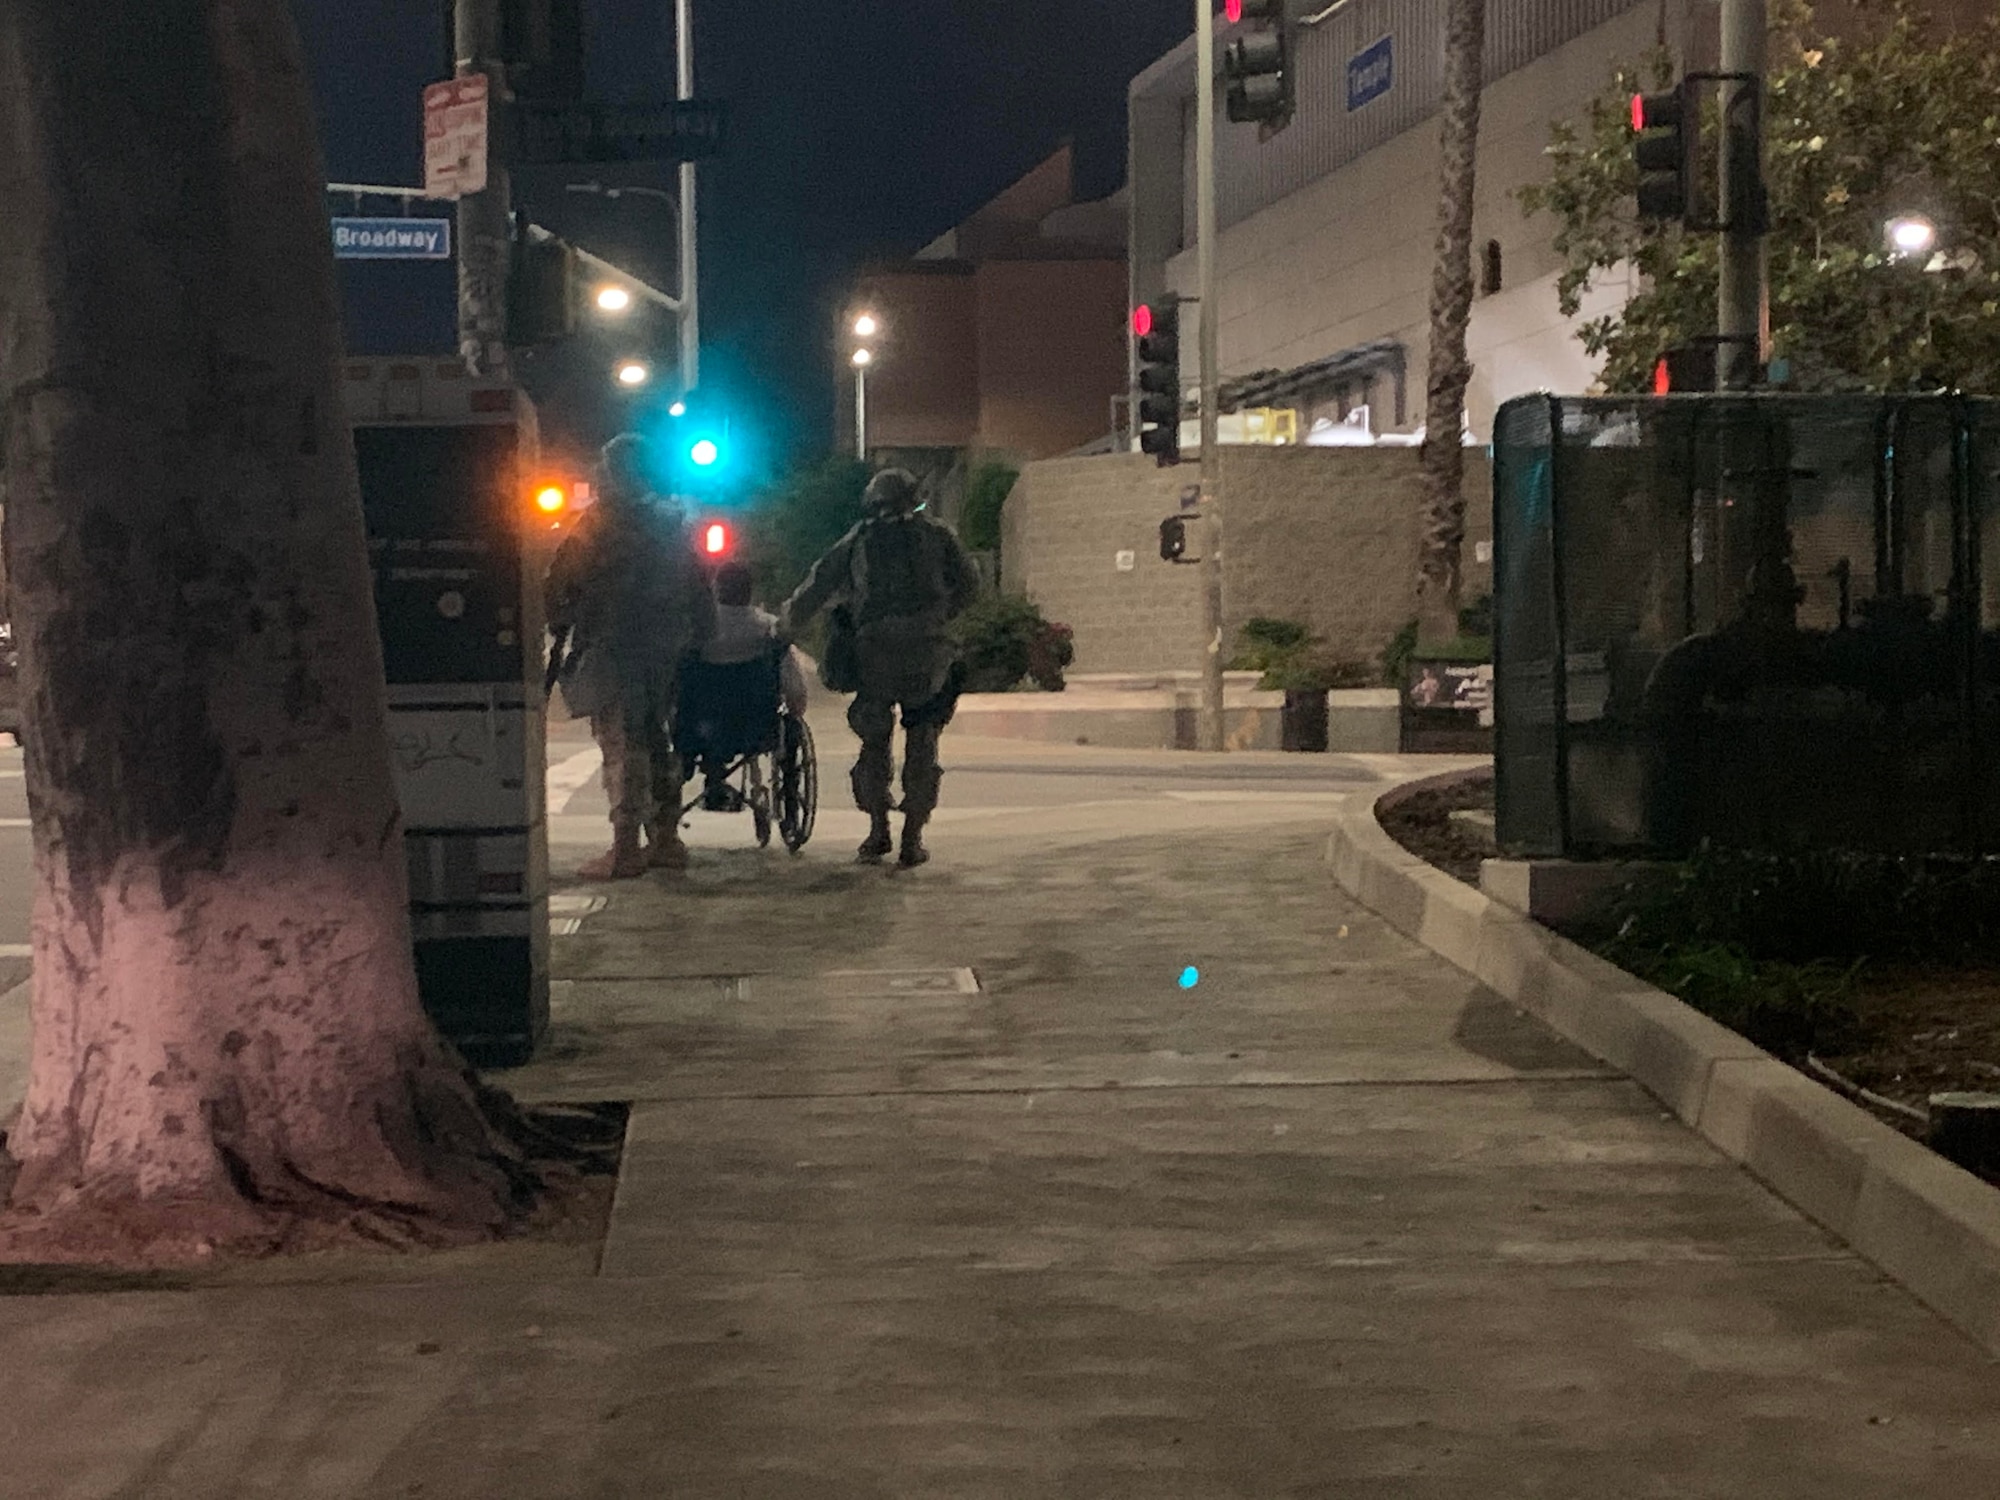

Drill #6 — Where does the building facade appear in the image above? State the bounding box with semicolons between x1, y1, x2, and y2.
842;146;1131;469
1129;0;1688;443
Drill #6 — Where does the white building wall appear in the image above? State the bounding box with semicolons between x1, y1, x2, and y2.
1163;3;1663;439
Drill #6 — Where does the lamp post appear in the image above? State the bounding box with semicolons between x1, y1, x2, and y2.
848;312;881;458
851;347;873;457
566;179;691;386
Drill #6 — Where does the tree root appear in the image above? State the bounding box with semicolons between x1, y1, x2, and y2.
0;1051;618;1268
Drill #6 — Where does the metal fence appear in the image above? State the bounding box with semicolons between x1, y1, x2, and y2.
1493;393;2000;859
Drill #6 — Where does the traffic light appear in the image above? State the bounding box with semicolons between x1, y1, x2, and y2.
699;520;734;558
1223;0;1294;128
1652;343;1717;394
1134;298;1183;467
508;230;577;345
533;481;568;517
1630;84;1695;223
664;393;730;484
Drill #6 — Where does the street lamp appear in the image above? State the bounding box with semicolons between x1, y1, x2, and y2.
595;284;633;313
853;313;879;339
616;360;651;387
1886;214;1939;260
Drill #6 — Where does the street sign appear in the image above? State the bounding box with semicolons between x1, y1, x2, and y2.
515;99;727;166
1346;35;1394;112
331;217;452;260
424;74;489;199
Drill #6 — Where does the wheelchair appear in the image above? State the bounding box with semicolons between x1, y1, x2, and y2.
672;646;818;853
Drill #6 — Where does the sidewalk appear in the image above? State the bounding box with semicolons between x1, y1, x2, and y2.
2;741;1997;1495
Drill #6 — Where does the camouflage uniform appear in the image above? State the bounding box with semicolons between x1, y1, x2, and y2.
546;436;715;873
783;470;979;865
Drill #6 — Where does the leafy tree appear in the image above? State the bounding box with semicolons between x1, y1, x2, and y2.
740;456;871;607
1519;0;2000;394
959;461;1019;555
0;1;532;1258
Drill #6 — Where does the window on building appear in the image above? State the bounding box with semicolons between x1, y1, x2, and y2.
1481;240;1504;297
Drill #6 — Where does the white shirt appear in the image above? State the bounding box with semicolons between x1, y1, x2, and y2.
704;604;809;714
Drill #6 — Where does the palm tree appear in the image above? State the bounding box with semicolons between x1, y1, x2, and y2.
0;1;531;1260
1417;0;1489;647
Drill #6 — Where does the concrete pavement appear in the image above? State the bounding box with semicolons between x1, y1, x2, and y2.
1;716;1997;1495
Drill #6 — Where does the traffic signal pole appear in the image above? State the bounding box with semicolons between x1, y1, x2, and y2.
675;0;701;391
1195;0;1225;752
455;0;510;375
1717;0;1766;390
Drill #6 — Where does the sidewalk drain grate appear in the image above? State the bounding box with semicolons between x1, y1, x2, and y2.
823;967;980;996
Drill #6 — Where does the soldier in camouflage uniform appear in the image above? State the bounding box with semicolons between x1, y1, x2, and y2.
782;469;979;867
545;434;715;879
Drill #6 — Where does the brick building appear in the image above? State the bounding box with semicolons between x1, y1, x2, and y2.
840;146;1130;482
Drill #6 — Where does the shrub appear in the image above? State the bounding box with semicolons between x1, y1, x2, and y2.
1605;842;2000;967
1607;939;1864;1060
1231;617;1375;693
951;593;1074;693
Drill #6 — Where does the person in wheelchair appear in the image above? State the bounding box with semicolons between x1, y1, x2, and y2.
671;565;820;852
694;565;807;808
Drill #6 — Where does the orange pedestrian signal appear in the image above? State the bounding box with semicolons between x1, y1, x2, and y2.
534;483;568;515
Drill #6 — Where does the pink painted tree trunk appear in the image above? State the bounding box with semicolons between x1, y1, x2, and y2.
0;2;529;1258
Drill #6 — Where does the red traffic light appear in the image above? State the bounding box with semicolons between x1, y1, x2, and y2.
1631;93;1646;132
1225;0;1243;21
1654;357;1673;396
702;521;732;557
1132;303;1154;338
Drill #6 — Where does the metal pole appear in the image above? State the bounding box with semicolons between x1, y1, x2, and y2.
676;0;700;392
455;0;511;375
855;366;867;459
1717;0;1766;391
1195;0;1225;752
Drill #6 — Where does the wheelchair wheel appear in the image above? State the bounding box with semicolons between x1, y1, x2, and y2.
778;717;817;854
751;782;773;848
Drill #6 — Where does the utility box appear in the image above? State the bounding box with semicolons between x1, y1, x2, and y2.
343;357;550;1066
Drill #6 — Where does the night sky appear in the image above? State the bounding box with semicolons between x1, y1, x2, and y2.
299;0;1191;476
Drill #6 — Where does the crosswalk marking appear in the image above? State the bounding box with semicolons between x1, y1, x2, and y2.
546;746;604;814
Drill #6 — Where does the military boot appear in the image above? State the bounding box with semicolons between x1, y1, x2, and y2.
579;825;647;881
897;816;930;869
857;812;894;864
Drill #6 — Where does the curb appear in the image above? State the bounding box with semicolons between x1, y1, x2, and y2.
1328;767;2000;1359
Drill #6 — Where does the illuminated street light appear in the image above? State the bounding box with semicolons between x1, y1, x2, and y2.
853;313;879;338
851;347;873;368
1886;214;1939;260
616;360;651;387
595;284;633;313
669;400;688;417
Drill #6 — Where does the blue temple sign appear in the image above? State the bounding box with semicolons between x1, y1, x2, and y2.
331;217;452;260
1347;35;1394;112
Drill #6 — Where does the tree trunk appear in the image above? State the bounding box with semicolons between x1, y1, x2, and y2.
0;2;531;1260
1417;0;1489;649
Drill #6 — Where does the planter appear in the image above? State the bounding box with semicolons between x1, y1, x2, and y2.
1281;688;1329;752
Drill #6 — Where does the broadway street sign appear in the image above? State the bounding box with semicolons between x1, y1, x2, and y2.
332;217;453;260
516;99;727;166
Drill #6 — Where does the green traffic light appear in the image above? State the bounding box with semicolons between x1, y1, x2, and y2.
689;438;721;468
